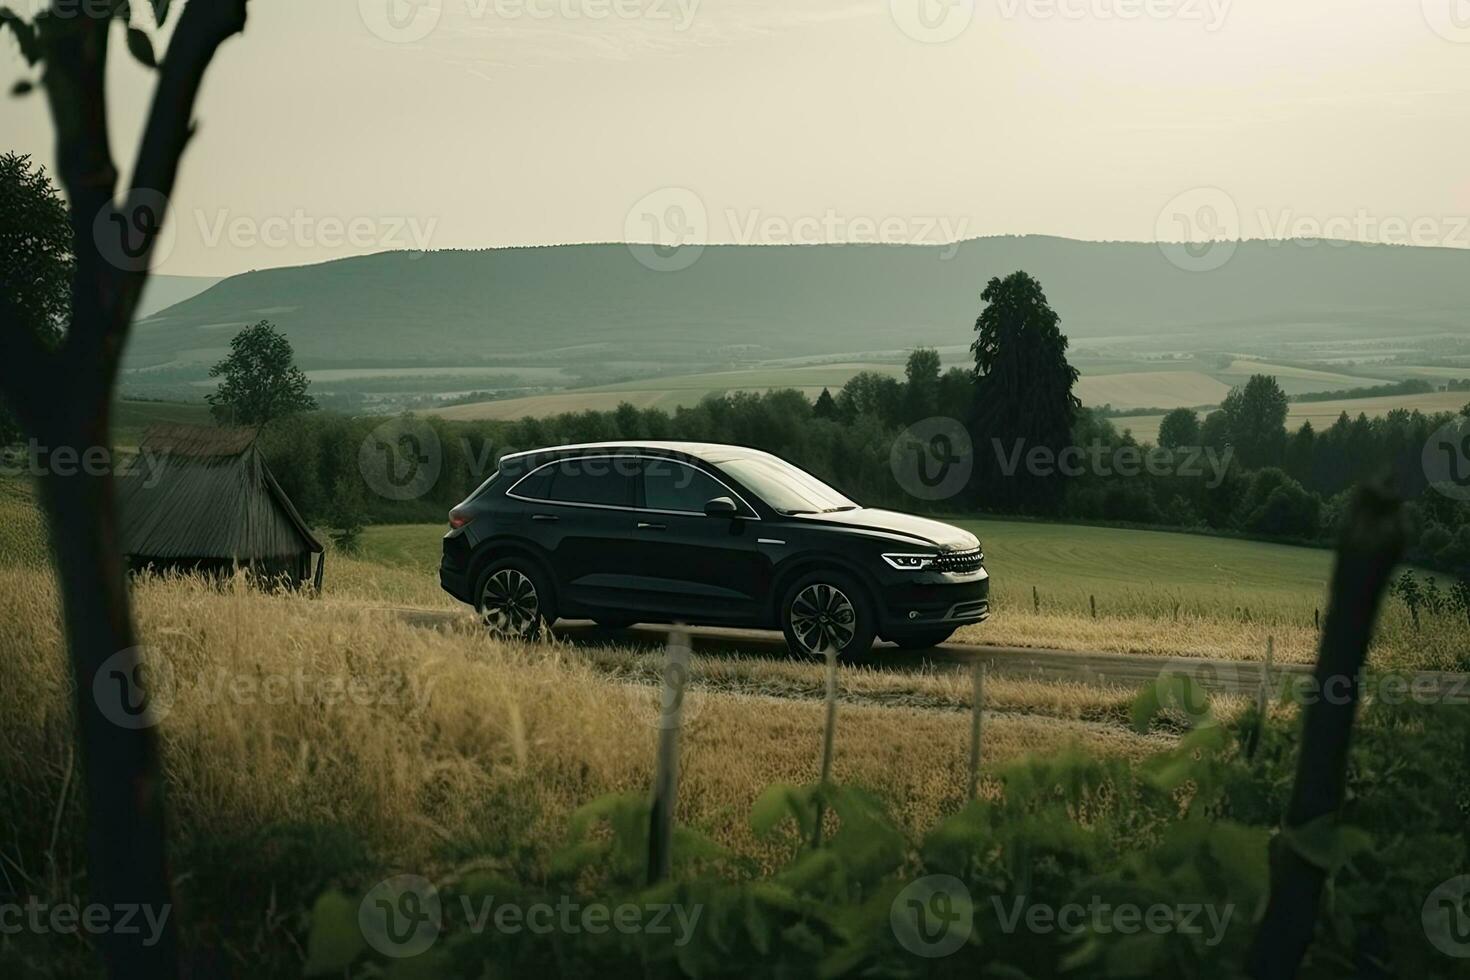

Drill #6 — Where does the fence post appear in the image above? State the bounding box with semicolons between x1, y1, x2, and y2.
1090;594;1097;620
1033;585;1039;614
812;645;840;849
647;626;690;884
968;662;986;801
1257;635;1274;718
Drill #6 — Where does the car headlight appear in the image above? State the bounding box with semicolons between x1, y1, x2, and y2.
882;553;937;570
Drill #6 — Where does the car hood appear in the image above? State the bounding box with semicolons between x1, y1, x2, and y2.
792;508;979;551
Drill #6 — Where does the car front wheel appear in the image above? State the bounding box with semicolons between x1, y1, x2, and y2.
476;558;553;641
780;571;876;659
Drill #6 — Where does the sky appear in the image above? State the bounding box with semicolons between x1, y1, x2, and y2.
3;0;1470;276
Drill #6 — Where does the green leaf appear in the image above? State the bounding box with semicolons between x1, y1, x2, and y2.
1282;816;1373;873
126;26;156;68
751;784;814;839
303;889;365;976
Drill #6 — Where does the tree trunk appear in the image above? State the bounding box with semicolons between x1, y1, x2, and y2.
37;409;177;979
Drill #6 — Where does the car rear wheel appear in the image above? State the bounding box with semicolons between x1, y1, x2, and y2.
890;628;956;650
476;558;553;641
780;571;876;659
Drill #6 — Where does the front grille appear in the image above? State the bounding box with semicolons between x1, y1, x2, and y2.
934;549;983;575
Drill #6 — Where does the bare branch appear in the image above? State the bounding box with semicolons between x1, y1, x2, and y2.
113;0;249;325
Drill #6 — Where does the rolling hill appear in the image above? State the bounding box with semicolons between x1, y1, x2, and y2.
126;237;1470;386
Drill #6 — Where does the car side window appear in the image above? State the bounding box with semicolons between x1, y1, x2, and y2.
642;458;733;514
545;457;637;507
510;464;555;500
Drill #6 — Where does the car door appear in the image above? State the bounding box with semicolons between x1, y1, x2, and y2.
521;455;642;614
632;457;771;623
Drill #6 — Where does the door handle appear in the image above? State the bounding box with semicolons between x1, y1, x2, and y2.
531;514;559;522
637;522;666;530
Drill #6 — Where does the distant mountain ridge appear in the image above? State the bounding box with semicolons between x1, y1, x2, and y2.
123;236;1470;377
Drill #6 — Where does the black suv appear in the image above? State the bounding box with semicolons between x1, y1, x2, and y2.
439;442;989;656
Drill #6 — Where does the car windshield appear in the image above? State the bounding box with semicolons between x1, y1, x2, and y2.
717;456;858;515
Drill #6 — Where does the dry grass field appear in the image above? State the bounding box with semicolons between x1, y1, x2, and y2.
0;566;1163;886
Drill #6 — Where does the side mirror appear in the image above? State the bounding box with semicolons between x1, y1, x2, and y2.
703;496;738;518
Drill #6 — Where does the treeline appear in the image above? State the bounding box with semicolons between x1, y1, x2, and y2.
1290;377;1435;403
261;350;1470;575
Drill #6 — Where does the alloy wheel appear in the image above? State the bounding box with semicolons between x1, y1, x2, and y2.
789;583;857;655
481;568;540;639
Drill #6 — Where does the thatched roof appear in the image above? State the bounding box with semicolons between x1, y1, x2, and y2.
119;424;322;561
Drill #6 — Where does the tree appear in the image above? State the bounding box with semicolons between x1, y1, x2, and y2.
1220;374;1288;468
813;387;838;421
969;271;1080;512
0;153;71;444
207;320;316;426
0;4;250;976
901;347;941;423
1157;407;1201;449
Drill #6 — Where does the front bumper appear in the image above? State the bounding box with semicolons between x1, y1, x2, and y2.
877;567;990;634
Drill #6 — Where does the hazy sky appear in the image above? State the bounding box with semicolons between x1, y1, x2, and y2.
3;0;1469;276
